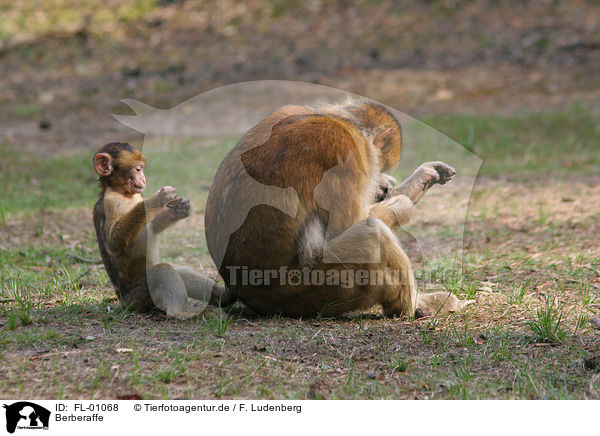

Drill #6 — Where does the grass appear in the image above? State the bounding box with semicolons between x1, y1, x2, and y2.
207;306;233;337
508;279;531;305
0;145;98;216
0;138;233;217
422;104;600;178
388;357;409;374
580;281;595;306
527;296;567;344
1;106;600;399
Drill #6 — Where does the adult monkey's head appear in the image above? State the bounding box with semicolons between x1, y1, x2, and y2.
94;142;147;196
347;101;403;172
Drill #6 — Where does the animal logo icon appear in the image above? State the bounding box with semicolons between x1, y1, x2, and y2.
3;402;50;433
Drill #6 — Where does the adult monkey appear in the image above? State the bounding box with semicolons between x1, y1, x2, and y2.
92;142;234;318
205;100;471;318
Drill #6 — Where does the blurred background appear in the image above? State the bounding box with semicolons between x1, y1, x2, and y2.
1;0;599;151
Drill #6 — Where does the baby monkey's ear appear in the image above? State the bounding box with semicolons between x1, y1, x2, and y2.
94;152;113;176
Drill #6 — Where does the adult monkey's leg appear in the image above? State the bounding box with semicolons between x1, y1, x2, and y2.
391;161;456;204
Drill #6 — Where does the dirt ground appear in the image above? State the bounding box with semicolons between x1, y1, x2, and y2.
1;175;599;399
1;0;600;400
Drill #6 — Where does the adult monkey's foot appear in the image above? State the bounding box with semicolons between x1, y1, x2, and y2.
391;161;456;204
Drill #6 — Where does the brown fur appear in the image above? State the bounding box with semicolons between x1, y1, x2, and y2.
93;142;233;318
206;99;470;318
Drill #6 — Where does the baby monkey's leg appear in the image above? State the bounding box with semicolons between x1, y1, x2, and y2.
175;266;238;307
147;263;205;319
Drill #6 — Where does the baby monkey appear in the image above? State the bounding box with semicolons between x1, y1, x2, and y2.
92;142;233;318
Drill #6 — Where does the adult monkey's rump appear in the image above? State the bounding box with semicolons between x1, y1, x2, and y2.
205;99;471;318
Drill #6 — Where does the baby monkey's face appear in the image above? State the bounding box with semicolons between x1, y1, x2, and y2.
126;163;146;195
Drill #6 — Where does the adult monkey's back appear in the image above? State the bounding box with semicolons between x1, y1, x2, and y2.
205;99;471;318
